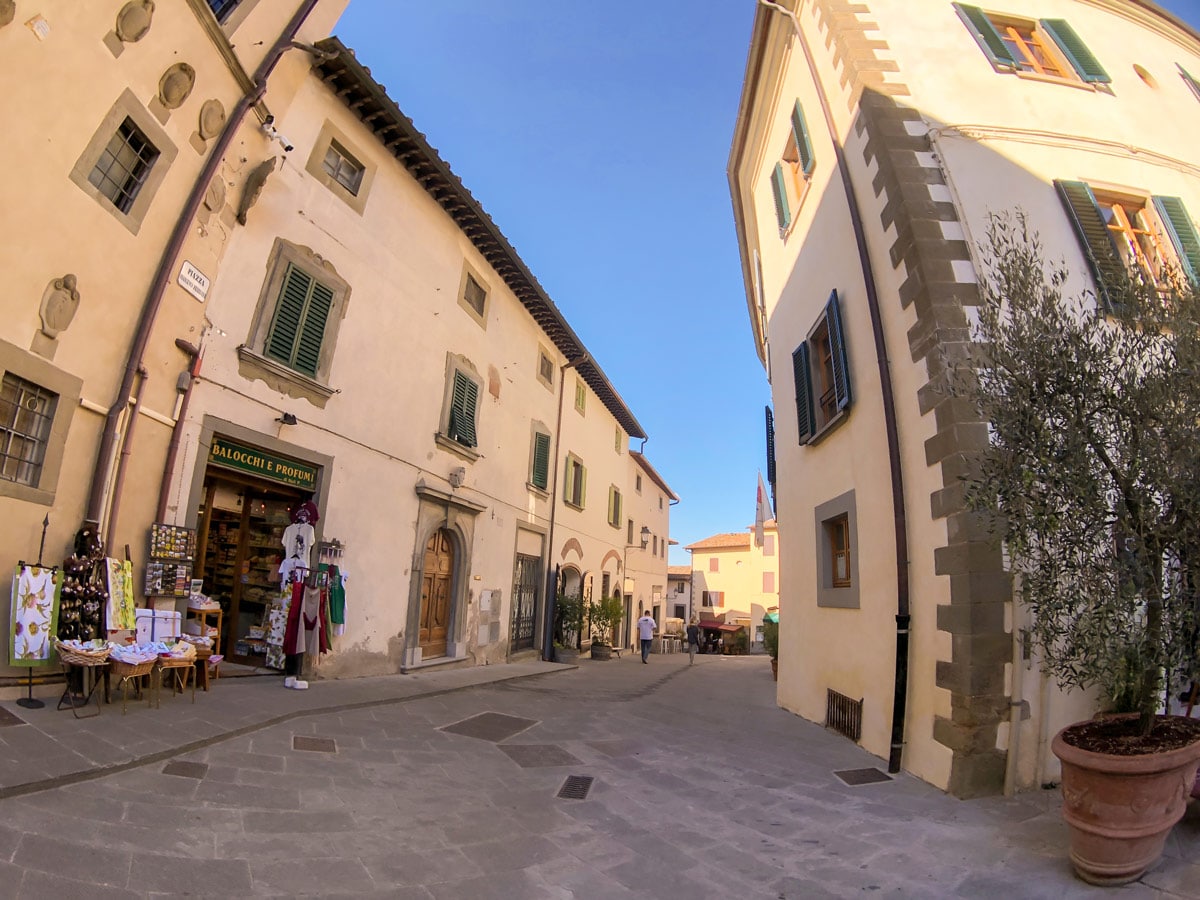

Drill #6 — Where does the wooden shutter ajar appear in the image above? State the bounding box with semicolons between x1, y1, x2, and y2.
791;102;815;176
824;290;852;412
771;163;792;232
1039;19;1111;84
1152;196;1200;287
792;343;814;445
953;3;1019;69
1054;179;1125;313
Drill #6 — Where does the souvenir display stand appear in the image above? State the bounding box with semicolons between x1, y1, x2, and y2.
144;524;195;609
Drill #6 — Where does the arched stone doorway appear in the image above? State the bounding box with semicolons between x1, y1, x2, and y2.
419;528;455;659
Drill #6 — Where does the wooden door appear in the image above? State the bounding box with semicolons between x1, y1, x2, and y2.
419;529;454;658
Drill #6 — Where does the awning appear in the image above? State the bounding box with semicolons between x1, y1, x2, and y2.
763;612;778;624
699;621;741;632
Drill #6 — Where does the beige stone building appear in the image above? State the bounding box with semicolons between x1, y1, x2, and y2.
685;521;779;649
729;0;1200;796
2;1;673;687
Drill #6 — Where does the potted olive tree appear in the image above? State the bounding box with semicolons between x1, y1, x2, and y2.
763;617;779;681
553;592;583;663
587;593;623;661
960;213;1200;885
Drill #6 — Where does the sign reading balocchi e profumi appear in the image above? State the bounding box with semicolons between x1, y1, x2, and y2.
208;437;317;490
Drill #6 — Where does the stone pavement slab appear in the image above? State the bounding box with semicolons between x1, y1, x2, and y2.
0;653;1195;897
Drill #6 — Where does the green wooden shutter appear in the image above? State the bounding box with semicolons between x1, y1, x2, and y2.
1040;19;1110;84
607;486;616;525
953;4;1019;69
449;371;478;447
823;290;852;412
579;463;587;509
1152;196;1200;287
1181;66;1200;103
265;264;332;377
1055;179;1125;313
532;432;550;489
791;101;815;176
293;281;332;376
265;265;311;368
770;163;791;232
792;342;814;445
764;405;776;489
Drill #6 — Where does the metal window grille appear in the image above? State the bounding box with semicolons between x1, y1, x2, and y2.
87;118;158;213
825;689;863;742
207;0;242;24
0;374;56;487
322;141;365;195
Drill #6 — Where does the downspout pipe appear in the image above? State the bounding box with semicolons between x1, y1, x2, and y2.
542;353;590;660
155;339;202;522
757;0;912;773
103;366;148;551
85;0;322;529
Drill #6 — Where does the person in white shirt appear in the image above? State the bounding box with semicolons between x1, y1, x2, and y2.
637;610;656;664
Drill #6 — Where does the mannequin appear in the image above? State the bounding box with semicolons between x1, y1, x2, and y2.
280;499;325;689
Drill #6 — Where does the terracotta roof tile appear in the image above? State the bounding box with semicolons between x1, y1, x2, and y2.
684;533;752;551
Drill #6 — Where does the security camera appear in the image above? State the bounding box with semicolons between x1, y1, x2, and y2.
261;115;294;153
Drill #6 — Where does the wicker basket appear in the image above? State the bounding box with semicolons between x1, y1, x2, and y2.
109;658;156;680
54;640;111;666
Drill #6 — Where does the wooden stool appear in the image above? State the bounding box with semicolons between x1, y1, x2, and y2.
156;657;195;705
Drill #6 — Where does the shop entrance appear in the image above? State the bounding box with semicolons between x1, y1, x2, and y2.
419;529;454;659
195;474;308;666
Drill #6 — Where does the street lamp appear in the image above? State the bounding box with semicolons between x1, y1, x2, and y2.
622;525;651;609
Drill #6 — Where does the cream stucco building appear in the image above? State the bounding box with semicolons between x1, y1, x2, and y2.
729;0;1200;796
685;521;780;649
2;1;673;689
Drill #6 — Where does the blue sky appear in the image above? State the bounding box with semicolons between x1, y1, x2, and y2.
334;1;1200;566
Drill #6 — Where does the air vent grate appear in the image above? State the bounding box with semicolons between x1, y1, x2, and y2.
557;775;594;800
825;688;863;742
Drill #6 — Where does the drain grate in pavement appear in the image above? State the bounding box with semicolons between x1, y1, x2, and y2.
500;744;583;768
0;707;25;728
557;775;594;800
441;712;537;743
834;767;893;786
162;761;208;780
293;735;337;753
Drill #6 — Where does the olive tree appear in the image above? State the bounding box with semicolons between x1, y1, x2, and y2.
961;212;1200;737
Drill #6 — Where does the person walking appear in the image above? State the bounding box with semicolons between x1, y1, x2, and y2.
637;610;656;664
686;617;700;665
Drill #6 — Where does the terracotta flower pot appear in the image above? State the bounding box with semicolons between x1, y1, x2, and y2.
1051;718;1200;886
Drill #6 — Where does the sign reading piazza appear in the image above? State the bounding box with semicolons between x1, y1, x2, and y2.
208;437;317;491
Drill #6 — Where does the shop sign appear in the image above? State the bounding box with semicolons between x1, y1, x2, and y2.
208;437;317;490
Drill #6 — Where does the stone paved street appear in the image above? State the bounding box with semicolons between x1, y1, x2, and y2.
0;653;1197;898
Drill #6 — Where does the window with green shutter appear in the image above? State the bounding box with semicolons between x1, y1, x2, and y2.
447;369;479;448
1057;180;1200;305
794;290;853;445
265;264;335;377
564;454;586;509
607;485;622;528
531;431;550;490
769;100;816;236
953;5;1110;84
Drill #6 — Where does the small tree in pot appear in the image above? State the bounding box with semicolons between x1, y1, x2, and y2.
763;618;779;681
960;212;1200;885
587;593;624;661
